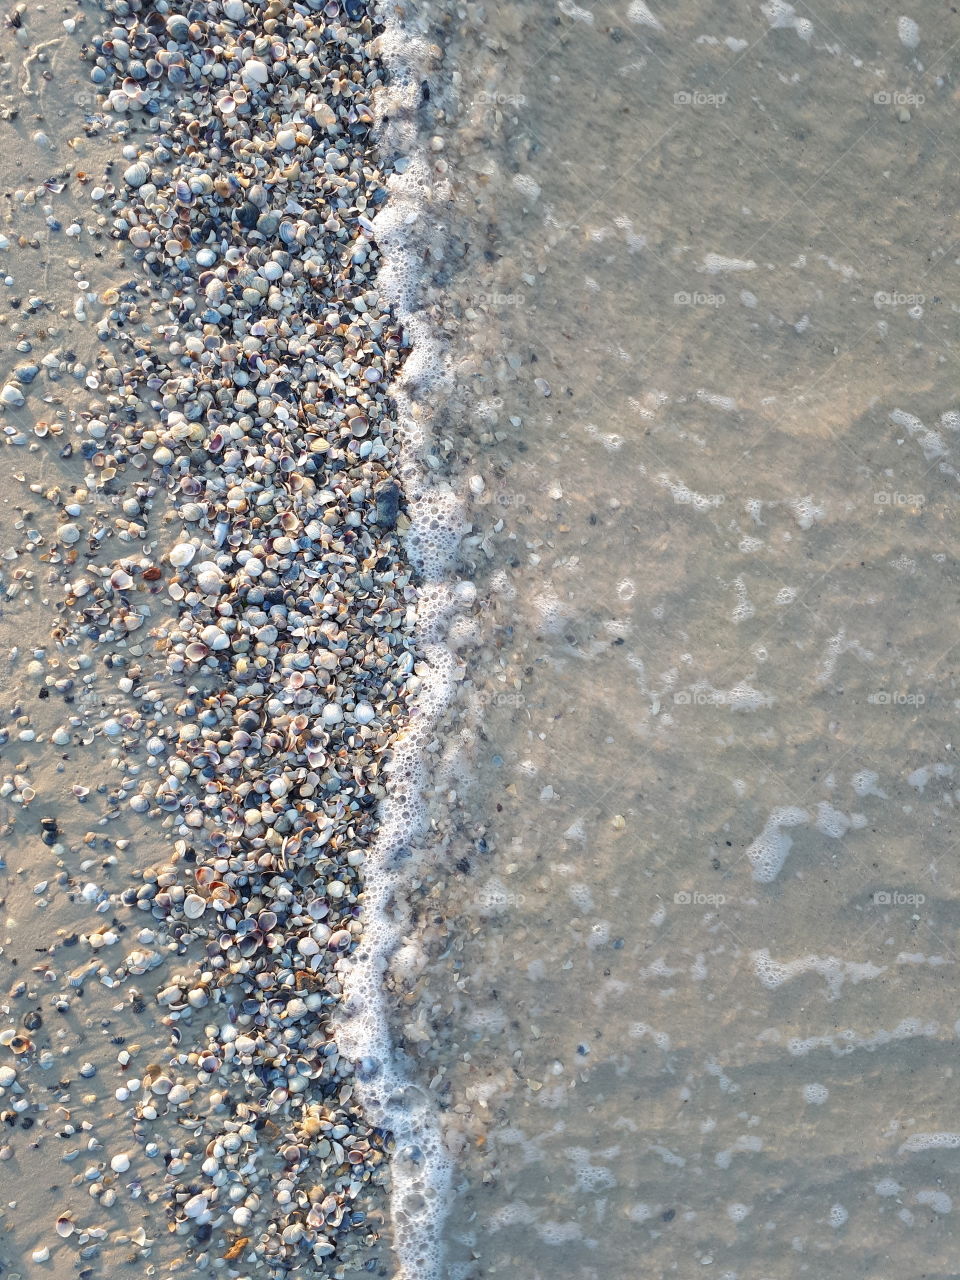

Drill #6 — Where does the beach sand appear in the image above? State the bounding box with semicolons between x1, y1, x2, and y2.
5;0;960;1277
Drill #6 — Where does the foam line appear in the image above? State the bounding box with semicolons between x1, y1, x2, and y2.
336;3;462;1275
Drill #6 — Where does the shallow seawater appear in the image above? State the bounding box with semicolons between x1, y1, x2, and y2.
411;0;960;1275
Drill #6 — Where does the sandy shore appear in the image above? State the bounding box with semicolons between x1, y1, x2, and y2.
0;0;437;1274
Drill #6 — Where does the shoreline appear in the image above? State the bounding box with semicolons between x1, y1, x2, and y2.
0;0;464;1273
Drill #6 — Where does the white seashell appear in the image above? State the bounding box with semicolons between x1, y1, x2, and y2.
183;894;206;919
124;161;150;188
242;58;269;86
169;542;196;567
0;384;25;407
184;1192;209;1218
200;624;230;650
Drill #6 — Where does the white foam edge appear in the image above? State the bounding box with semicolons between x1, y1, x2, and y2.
335;4;463;1278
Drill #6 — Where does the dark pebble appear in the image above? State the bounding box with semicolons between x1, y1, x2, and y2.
374;480;400;528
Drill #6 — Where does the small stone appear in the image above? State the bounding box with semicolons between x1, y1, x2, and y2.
374;480;401;528
0;1066;16;1087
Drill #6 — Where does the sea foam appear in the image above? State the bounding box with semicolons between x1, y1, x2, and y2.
335;3;464;1277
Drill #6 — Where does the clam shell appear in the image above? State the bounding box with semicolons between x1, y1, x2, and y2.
169;542;196;567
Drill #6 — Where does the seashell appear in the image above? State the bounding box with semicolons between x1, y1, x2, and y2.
210;881;238;907
0;384;25;408
184;642;208;662
56;1216;75;1238
242;58;269;87
166;13;191;41
124;161;150;189
110;569;134;590
183;894;206;919
169;541;196;567
200;624;230;650
9;1035;32;1055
